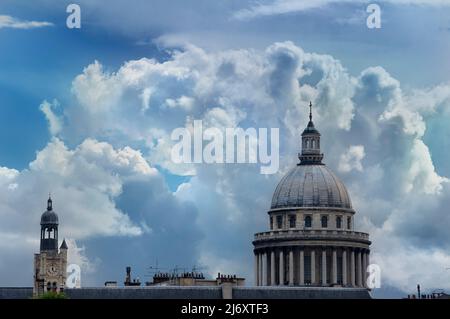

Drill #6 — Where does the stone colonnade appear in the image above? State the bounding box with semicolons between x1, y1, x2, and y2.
255;247;370;287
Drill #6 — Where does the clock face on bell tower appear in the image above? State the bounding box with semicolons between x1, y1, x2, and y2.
47;264;58;276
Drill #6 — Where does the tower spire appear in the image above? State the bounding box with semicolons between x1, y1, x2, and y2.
309;101;312;122
47;193;52;211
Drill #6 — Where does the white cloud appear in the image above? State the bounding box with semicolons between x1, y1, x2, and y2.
406;139;448;194
338;145;365;173
370;225;450;292
1;138;146;239
165;95;195;111
71;61;122;114
0;166;19;185
233;0;345;20
233;0;450;20
66;238;98;275
0;15;53;29
40;100;62;136
76;138;158;177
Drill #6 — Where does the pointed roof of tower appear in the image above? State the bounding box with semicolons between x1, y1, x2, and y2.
60;238;68;250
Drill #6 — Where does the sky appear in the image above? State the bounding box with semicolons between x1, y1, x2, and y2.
0;0;450;298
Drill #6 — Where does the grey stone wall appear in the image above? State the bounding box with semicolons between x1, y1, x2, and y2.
0;286;371;299
64;287;222;299
233;287;371;299
0;287;33;299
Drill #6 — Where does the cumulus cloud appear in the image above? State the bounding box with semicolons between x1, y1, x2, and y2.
338;145;365;173
0;15;53;29
1;138;146;240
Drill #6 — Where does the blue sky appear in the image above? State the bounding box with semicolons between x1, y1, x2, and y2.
1;0;450;298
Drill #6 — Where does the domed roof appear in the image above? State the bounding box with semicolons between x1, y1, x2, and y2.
40;197;58;225
41;210;59;225
270;164;353;210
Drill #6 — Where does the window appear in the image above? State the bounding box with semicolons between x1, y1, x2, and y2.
336;216;342;229
289;215;296;228
347;217;351;230
321;215;328;228
304;216;312;228
270;217;273;230
276;215;283;229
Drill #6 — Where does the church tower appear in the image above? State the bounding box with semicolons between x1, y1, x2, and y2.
33;196;68;296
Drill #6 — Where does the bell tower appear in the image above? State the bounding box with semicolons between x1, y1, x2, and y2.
33;196;68;296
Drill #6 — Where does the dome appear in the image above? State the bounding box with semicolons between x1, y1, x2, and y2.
40;210;59;225
271;164;353;210
40;197;58;225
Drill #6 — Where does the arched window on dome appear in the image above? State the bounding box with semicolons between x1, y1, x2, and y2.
347;216;352;230
304;216;312;228
336;216;342;229
321;215;328;228
270;216;273;230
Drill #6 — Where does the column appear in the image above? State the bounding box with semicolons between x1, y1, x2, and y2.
342;249;347;286
350;250;355;287
321;249;327;285
254;253;259;286
279;250;284;286
362;250;367;288
311;249;316;284
299;249;305;285
270;250;276;286
259;254;263;286
289;249;294;286
357;250;362;287
332;249;337;284
262;252;268;286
